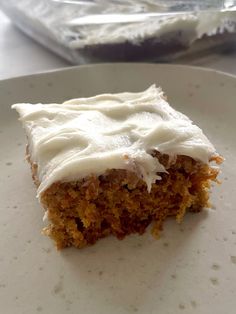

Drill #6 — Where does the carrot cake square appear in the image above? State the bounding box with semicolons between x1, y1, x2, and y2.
12;85;222;249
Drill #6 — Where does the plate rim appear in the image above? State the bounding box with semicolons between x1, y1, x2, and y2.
1;62;236;84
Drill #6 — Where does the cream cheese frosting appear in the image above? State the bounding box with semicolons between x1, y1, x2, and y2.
12;85;217;197
68;14;198;48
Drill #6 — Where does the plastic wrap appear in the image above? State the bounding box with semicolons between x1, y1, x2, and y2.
1;0;236;64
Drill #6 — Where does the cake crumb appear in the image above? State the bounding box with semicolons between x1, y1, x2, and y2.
36;306;43;312
190;300;197;308
179;303;185;310
210;277;219;286
43;247;52;253
231;256;236;264
53;281;63;294
118;257;125;261
211;263;220;270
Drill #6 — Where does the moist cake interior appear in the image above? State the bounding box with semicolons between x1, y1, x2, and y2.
36;153;220;249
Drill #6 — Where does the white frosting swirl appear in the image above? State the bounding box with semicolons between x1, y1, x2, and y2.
12;85;216;197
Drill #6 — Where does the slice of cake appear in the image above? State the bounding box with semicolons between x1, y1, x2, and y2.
12;85;222;249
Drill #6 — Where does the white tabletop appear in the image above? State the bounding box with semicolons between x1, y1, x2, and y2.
0;11;69;80
1;10;236;80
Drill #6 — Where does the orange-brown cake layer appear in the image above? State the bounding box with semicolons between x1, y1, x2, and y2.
28;152;221;249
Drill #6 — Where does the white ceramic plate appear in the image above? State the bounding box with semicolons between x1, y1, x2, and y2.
0;63;235;314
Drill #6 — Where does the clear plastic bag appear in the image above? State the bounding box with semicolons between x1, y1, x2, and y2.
1;0;236;64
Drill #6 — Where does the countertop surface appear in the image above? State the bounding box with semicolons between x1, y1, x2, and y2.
1;10;236;80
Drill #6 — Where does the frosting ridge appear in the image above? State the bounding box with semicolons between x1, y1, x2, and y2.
12;85;216;196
